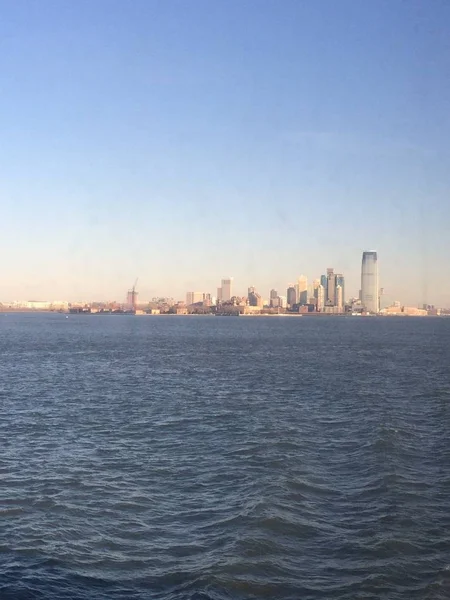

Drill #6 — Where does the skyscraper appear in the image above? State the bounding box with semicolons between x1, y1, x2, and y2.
270;289;278;307
278;295;287;308
326;268;336;305
336;274;345;307
316;284;325;312
361;251;379;313
248;290;263;307
286;285;296;307
221;278;233;302
126;290;138;310
320;274;327;300
336;285;343;311
297;275;308;305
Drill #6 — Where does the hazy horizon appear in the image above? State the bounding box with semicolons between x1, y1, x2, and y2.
1;1;449;307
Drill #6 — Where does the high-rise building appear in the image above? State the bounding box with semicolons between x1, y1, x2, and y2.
336;285;343;310
217;287;223;302
336;274;345;307
320;274;327;300
270;289;278;307
186;291;203;305
221;278;233;302
287;285;296;307
316;284;325;312
326;268;336;305
361;251;379;313
248;290;263;307
203;293;212;307
297;275;308;305
126;290;138;310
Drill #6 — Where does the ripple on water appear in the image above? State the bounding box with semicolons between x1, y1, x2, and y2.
1;314;450;599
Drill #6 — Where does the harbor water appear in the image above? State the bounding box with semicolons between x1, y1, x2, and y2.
1;313;449;599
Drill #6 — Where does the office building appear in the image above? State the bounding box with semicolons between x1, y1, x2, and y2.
326;268;336;305
221;278;233;302
186;291;203;305
270;289;278;307
297;275;308;305
336;274;345;307
316;284;325;312
248;290;263;307
287;285;296;307
361;251;379;313
320;274;327;301
336;285;343;310
203;293;212;307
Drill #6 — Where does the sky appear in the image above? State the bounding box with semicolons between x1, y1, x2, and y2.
1;0;449;306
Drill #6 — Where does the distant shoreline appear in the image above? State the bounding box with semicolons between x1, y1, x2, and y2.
1;310;448;318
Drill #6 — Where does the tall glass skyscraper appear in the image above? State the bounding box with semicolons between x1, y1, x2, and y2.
361;252;379;313
336;274;345;307
320;275;327;302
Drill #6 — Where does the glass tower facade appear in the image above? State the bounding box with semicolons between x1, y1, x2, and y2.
361;252;379;313
320;275;327;302
287;286;297;306
336;274;345;307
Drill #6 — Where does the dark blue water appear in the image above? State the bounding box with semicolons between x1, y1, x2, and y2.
1;313;449;599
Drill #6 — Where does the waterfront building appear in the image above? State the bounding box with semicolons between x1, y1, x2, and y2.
320;275;327;300
203;293;212;307
126;290;138;310
361;251;379;313
326;268;336;305
278;295;287;308
317;284;325;312
336;274;345;306
270;289;278;307
221;278;233;302
287;285;296;307
297;275;308;305
336;284;343;311
186;291;203;305
248;290;263;307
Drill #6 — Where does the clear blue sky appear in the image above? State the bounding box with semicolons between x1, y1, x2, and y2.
1;0;449;305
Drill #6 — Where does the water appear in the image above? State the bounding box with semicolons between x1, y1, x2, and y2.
1;313;449;600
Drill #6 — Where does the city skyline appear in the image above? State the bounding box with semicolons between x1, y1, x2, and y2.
0;250;447;309
2;249;447;312
1;2;449;307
